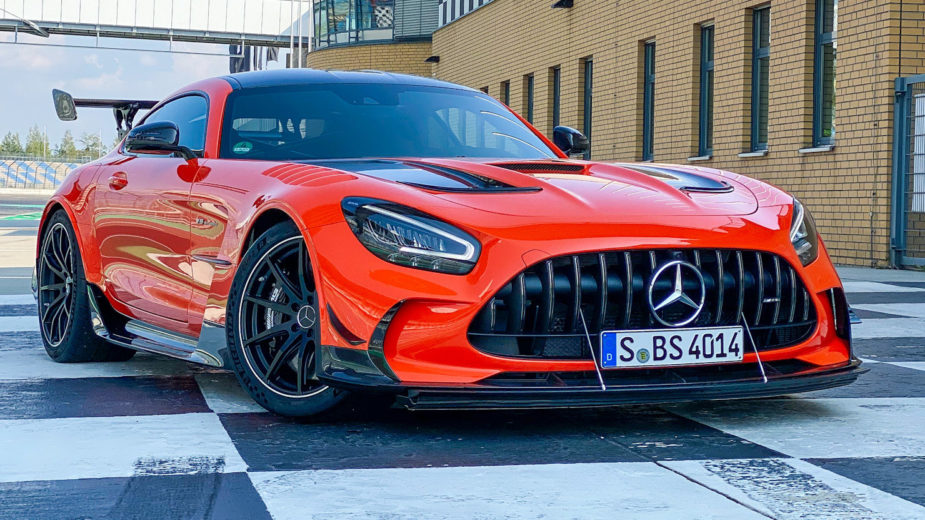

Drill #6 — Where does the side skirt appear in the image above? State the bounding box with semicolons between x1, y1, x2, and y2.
86;284;229;368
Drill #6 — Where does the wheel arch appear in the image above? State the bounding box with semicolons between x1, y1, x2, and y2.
205;199;327;330
36;200;92;276
36;201;66;257
242;207;299;251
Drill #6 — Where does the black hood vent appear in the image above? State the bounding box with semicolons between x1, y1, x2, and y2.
619;165;734;193
490;162;586;174
306;159;540;193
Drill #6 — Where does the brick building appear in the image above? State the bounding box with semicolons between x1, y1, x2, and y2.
306;0;925;268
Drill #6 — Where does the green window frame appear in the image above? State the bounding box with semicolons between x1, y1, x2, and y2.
699;25;714;157
551;66;561;129
751;6;770;151
582;58;593;160
813;0;836;146
524;74;535;124
643;42;655;161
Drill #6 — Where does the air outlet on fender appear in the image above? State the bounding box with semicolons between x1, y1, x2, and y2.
467;249;817;360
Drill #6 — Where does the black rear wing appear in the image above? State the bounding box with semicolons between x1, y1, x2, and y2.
52;89;159;139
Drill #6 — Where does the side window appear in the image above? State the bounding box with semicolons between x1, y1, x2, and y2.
143;95;208;152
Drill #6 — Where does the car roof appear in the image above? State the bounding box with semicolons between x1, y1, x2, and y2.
221;69;475;92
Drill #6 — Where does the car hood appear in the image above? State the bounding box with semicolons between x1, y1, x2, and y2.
310;158;759;217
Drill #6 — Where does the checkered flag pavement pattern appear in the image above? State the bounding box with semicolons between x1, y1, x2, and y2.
1;274;925;519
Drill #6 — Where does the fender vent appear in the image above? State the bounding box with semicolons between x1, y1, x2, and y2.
263;164;354;186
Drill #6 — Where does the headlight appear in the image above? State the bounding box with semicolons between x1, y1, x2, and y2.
341;197;481;275
790;198;819;266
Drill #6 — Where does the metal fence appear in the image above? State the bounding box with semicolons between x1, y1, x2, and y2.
0;155;91;190
892;75;925;267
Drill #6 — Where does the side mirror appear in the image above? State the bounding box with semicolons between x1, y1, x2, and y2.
553;126;589;157
124;121;196;160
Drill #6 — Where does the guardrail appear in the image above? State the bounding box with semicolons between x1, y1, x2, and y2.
0;156;91;190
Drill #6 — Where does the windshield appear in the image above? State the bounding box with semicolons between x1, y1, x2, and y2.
219;83;557;160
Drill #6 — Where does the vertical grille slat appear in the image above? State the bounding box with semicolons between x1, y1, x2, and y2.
754;252;765;326
646;251;657;328
595;253;608;331
714;250;724;325
537;260;554;336
788;266;798;323
772;256;782;324
566;256;582;332
468;249;817;359
735;251;745;321
623;252;633;327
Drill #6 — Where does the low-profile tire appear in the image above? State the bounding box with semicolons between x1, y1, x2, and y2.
226;221;347;417
37;210;136;363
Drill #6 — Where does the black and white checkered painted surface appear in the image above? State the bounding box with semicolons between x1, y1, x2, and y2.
1;278;925;519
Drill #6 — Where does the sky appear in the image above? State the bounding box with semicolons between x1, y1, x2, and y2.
1;32;292;154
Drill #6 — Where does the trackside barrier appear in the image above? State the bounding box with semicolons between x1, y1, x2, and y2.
0;157;89;190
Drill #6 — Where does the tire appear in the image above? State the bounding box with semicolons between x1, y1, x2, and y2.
226;221;346;417
37;210;136;363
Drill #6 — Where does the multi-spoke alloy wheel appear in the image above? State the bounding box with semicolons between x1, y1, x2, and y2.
228;221;345;416
38;222;74;347
36;211;135;362
240;236;324;397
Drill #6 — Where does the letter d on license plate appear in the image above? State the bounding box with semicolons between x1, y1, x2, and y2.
600;326;744;368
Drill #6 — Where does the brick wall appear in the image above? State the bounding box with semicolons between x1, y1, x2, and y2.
304;41;435;77
895;1;925;262
430;0;925;267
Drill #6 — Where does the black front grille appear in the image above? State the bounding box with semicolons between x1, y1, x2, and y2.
468;249;817;359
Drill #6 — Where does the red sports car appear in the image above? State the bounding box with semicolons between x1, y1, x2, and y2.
36;70;861;416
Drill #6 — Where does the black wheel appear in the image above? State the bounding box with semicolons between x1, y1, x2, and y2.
37;211;135;362
227;221;346;417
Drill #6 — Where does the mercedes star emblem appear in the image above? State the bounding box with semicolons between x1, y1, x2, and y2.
297;305;317;329
647;260;706;327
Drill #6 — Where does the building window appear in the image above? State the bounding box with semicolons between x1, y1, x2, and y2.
582;58;593;159
813;0;836;146
751;6;770;151
699;25;714;157
480;86;489;94
643;41;655;161
501;80;510;106
313;0;398;50
523;74;535;123
550;66;561;129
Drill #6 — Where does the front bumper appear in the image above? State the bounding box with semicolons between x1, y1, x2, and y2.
313;210;853;384
317;344;864;410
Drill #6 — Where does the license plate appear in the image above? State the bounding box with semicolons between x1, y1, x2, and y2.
600;326;744;368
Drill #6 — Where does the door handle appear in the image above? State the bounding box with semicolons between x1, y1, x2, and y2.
109;172;128;190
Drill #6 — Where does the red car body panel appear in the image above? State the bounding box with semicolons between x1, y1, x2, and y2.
38;73;855;392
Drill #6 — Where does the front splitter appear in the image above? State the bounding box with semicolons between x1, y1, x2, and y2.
393;360;865;411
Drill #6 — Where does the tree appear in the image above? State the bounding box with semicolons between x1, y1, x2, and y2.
24;125;49;157
0;132;23;155
78;132;104;158
55;130;78;158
